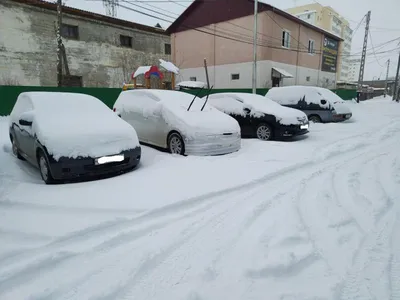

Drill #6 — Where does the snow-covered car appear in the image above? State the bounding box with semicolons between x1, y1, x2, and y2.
266;86;353;123
206;93;309;140
9;92;141;184
113;89;241;156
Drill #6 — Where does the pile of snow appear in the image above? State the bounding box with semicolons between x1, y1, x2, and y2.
176;81;207;89
10;92;139;160
207;93;307;125
159;59;179;74
266;86;331;109
114;89;240;137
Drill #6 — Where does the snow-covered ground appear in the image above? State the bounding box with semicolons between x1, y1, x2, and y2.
1;97;400;300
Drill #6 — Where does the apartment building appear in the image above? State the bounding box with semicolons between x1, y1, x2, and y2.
0;0;171;87
286;3;353;82
347;59;361;82
167;0;342;89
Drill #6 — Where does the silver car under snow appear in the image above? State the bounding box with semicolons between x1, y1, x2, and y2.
113;89;241;156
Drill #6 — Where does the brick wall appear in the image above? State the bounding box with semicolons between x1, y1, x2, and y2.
0;0;171;87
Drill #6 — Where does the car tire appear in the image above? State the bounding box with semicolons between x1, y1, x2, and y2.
11;137;25;160
308;115;322;123
256;123;273;141
167;132;185;155
37;150;55;184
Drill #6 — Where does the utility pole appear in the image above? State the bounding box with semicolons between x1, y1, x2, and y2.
384;59;390;98
357;10;371;103
56;0;63;87
393;51;400;102
252;0;258;94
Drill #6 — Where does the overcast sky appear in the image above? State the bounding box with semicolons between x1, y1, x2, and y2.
64;0;400;80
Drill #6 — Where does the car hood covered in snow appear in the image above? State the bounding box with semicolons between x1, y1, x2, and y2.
14;92;139;160
314;87;352;115
207;93;308;125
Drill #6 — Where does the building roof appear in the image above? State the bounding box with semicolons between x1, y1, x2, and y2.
166;0;343;41
9;0;168;35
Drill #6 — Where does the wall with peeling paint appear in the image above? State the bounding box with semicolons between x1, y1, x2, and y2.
0;0;171;87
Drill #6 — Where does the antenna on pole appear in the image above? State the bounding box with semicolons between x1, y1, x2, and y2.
102;0;119;17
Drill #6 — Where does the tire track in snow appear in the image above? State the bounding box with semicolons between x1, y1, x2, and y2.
28;187;264;300
103;140;400;300
338;152;400;300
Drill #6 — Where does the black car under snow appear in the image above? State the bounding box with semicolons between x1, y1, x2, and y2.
9;92;141;184
206;93;309;141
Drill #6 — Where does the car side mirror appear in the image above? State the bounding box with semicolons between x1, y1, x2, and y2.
320;99;327;105
19;119;32;126
243;107;251;114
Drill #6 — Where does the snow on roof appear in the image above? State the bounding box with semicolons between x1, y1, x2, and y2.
159;59;179;74
176;81;207;88
272;67;294;78
133;66;151;78
207;93;307;125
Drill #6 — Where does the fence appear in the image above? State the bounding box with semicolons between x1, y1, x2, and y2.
0;86;357;116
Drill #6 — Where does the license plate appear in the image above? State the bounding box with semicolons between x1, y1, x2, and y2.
95;154;124;165
300;124;309;129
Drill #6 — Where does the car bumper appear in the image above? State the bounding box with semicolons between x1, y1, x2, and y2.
48;147;141;180
184;135;241;156
332;113;352;122
276;124;310;138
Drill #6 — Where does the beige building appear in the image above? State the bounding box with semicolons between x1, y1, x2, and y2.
286;3;353;82
167;0;342;89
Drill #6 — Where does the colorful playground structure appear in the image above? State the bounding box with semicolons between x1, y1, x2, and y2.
122;59;179;91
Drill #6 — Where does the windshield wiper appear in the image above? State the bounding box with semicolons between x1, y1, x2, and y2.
187;87;205;111
201;85;214;111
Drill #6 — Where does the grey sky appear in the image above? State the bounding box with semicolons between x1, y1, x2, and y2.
64;0;400;80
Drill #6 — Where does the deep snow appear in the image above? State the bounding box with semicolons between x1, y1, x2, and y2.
0;97;400;300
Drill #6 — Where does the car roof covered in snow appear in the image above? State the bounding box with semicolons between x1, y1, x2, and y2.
19;92;110;113
207;92;307;125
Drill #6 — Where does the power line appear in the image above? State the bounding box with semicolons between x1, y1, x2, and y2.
86;0;400;60
368;31;384;67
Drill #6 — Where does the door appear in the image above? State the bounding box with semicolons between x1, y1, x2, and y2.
122;95;160;143
272;77;280;87
16;114;35;163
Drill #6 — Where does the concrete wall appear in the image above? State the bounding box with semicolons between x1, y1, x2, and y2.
0;0;171;87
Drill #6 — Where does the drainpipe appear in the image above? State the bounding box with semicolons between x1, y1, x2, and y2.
295;23;300;85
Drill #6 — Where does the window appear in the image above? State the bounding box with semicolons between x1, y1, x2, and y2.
164;43;171;55
189;77;197;81
61;24;79;39
282;30;290;48
308;39;315;54
231;73;240;80
307;14;311;19
120;35;132;47
306;76;310;82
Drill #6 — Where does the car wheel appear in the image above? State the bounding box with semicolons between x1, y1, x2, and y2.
309;115;322;123
11;138;25;160
256;123;273;141
168;132;185;155
37;151;55;184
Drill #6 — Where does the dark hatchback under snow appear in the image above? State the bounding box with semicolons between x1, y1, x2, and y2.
9;92;141;184
206;93;309;141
